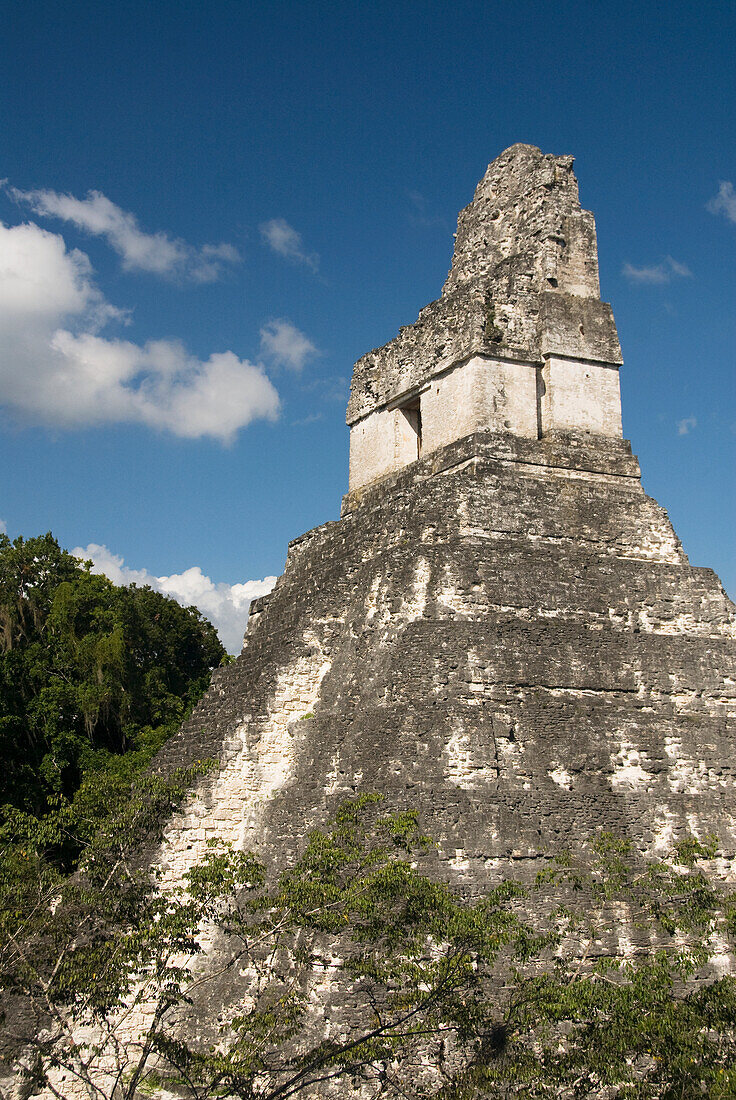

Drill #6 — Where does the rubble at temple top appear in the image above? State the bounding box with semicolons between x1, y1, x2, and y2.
442;143;601;299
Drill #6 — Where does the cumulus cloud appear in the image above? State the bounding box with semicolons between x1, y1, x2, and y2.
0;219;123;326
677;416;697;436
46;332;280;439
622;256;692;284
0;519;6;535
260;319;318;370
7;185;240;282
260;218;319;271
706;181;736;225
73;542;277;654
0;219;279;439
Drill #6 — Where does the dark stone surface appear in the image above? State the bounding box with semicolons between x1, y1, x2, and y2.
157;430;735;869
146;428;735;1067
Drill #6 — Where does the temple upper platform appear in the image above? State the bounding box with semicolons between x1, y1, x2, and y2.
347;144;624;494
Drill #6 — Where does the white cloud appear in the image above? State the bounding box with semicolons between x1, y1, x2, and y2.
260;218;319;271
7;185;240;282
47;332;280;439
0;519;6;535
0;219;123;326
260;319;318;370
677;416;697;436
706;181;736;225
663;257;692;278
72;542;277;654
0;219;280;440
622;256;692;284
407;190;447;229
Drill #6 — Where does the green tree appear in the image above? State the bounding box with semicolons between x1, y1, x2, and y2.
1;792;734;1100
0;533;224;821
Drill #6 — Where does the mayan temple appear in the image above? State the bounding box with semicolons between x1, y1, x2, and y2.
158;143;735;880
20;144;736;1096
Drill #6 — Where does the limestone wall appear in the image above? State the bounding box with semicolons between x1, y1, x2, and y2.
348;353;620;493
541;355;623;436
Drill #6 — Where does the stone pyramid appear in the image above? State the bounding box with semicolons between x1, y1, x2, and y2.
156;141;735;940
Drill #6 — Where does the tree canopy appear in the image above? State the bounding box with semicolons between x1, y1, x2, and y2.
0;532;224;821
1;790;734;1100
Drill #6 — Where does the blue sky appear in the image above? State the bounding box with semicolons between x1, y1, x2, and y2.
1;0;734;650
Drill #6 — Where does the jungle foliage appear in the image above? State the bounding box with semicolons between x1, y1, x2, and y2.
1;789;735;1100
0;531;224;829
